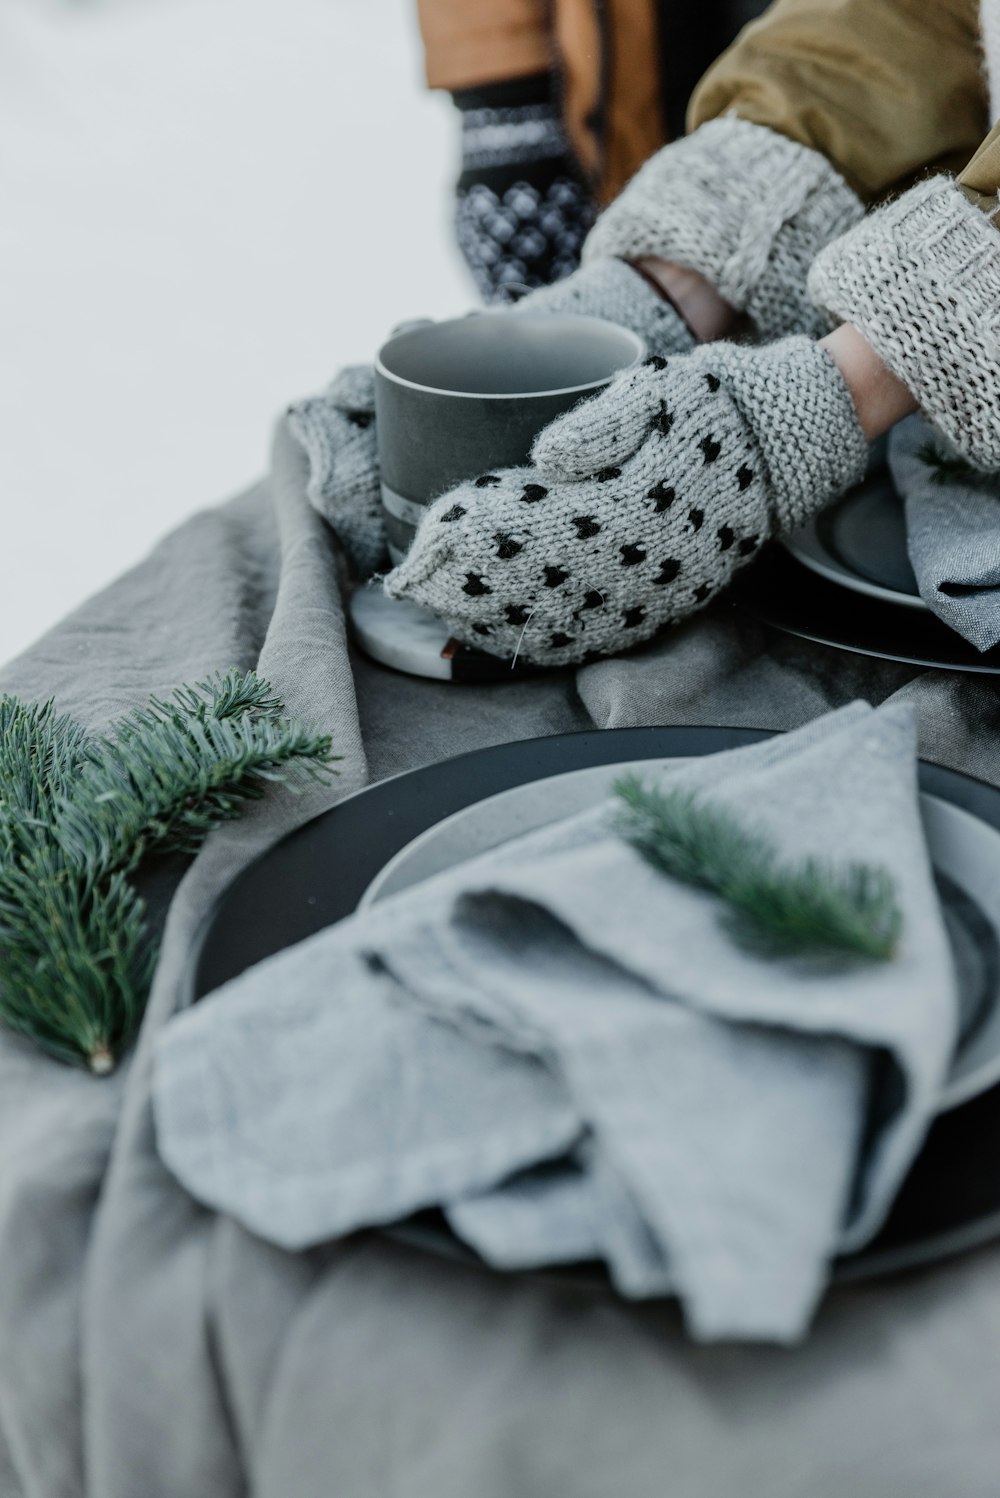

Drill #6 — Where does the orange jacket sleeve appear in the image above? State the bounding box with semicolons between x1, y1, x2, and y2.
417;0;553;92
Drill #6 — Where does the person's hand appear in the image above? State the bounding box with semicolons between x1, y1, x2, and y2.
383;337;868;666
286;259;695;579
285;365;385;576
809;176;1000;469
450;74;595;302
583;118;864;343
511;257;696;359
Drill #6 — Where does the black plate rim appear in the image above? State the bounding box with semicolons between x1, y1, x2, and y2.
734;546;1000;676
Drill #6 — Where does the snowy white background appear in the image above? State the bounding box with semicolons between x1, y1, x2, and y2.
0;0;469;663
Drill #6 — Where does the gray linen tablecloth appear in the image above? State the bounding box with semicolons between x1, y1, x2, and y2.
3;417;1000;1498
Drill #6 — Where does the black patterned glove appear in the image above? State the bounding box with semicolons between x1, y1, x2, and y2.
452;73;596;302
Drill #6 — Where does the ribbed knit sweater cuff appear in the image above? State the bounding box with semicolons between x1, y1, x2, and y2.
583;118;864;343
708;338;868;531
809;178;1000;471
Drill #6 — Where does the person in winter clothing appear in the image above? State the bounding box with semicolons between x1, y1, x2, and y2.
300;0;1000;668
418;0;770;299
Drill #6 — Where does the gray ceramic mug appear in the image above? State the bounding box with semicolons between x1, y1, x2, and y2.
374;312;646;563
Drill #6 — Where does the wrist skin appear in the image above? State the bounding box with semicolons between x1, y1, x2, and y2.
633;256;742;341
820;322;917;441
628;259;918;443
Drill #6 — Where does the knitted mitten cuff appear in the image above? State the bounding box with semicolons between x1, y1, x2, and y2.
704;340;869;530
514;257;695;359
286;365;385;577
808;177;1000;470
583;118;864;342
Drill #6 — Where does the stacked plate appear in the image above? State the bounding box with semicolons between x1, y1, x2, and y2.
186;724;1000;1293
736;466;1000;673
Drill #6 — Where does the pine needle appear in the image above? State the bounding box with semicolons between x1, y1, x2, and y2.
917;442;1000;494
0;670;337;1072
614;776;903;963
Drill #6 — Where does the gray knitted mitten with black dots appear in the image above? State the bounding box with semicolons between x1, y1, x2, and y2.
384;338;867;666
286;260;692;577
584;118;864;343
286;365;384;576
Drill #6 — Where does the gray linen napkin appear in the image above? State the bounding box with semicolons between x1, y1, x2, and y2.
154;701;957;1342
892;412;1000;652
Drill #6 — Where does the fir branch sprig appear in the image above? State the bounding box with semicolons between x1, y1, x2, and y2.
56;676;335;875
0;670;337;1074
917;442;1000;494
614;776;903;963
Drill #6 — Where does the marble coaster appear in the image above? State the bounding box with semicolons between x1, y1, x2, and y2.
350;580;536;683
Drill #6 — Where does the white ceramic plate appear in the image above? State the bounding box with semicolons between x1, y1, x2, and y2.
784;472;928;612
360;759;1000;1114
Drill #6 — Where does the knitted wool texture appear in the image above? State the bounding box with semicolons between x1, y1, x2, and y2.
286;365;384;576
455;91;594;300
286;262;692;578
510;257;695;359
384;337;867;667
584;118;864;343
808;176;1000;471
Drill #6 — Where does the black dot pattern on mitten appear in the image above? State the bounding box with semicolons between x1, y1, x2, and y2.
648;481;675;512
347;411;373;429
653;403;674;436
441;505;467;523
472;622;492;635
476;474;502;488
383;337;858;669
654;558;681;585
646;355;668;371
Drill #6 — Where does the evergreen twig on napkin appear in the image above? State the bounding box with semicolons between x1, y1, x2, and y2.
917;442;1000;494
614;776;902;962
0;672;336;1074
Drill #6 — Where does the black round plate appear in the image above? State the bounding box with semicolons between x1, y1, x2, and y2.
186;726;1000;1285
735;545;1000;675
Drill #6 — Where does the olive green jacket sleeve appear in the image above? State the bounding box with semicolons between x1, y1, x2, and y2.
689;0;989;202
959;120;1000;216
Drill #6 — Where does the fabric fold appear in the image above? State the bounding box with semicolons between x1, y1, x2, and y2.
153;700;957;1343
891;413;1000;653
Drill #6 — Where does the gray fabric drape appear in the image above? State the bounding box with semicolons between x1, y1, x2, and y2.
2;418;1000;1497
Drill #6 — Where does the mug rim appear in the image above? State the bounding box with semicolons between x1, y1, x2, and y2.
374;312;646;401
